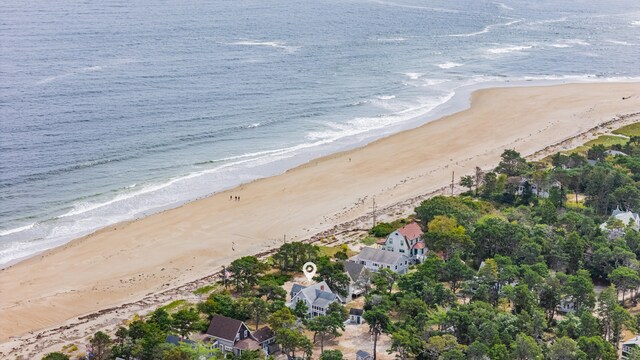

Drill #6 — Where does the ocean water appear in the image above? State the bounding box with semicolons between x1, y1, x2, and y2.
1;0;639;266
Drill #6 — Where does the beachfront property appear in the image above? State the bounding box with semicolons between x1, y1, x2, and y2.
348;247;411;274
515;178;561;199
605;149;628;157
622;336;640;359
343;261;370;301
205;315;277;356
558;298;577;314
380;222;426;262
288;281;343;318
599;206;640;238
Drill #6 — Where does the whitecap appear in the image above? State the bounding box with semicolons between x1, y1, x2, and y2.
376;95;396;100
375;37;407;42
403;72;424;80
631;20;640;27
448;19;521;37
0;223;35;237
494;2;513;11
528;17;568;26
486;45;532;54
367;0;460;13
606;39;634;46
437;62;464;69
227;40;299;53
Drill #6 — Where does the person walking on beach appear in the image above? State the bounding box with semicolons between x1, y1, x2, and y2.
232;242;236;251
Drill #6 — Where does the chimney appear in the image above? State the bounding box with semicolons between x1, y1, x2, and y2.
320;285;324;291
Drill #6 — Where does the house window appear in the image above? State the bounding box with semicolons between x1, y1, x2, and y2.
244;330;248;338
395;265;397;270
387;265;390;269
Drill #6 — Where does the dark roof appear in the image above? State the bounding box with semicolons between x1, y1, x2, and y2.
290;283;305;297
206;315;244;342
166;334;196;346
343;261;365;281
234;338;260;351
356;350;372;359
252;326;275;343
349;308;364;316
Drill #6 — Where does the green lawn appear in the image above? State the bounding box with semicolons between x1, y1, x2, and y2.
193;284;217;295
159;299;189;312
563;135;629;156
613;122;640;137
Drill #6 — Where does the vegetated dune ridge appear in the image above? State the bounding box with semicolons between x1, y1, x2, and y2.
1;82;640;357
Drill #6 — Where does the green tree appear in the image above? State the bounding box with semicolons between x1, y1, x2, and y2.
564;269;596;312
320;350;344;360
363;308;391;360
414;196;479;228
314;258;350;298
171;308;200;339
609;266;639;303
89;331;112;360
389;326;423;360
307;313;345;353
372;268;398;295
149;308;172;332
577;336;617;360
197;293;237;319
547;336;583;360
425;216;473;259
228;256;267;292
293;300;309;319
42;353;70;360
496;149;528;176
240;297;269;330
424;334;466;360
442;254;474;293
268;307;296;331
277;328;313;360
460;175;475;193
510;333;541;360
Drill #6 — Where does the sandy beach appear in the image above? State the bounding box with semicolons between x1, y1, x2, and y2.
1;82;640;357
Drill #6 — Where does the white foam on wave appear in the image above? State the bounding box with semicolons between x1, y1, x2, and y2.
631;21;640;27
486;45;533;54
35;59;137;85
376;95;396;100
403;72;424;80
437;62;464;69
549;39;590;48
494;2;513;11
227;40;299;53
367;0;460;13
375;37;407;42
606;39;634;46
306;92;455;142
528;17;568;26
0;223;35;237
448;19;521;37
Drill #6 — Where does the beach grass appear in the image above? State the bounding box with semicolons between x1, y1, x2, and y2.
613;122;640;137
159;299;189;312
193;284;217;295
318;245;356;258
563;135;629;156
361;235;378;246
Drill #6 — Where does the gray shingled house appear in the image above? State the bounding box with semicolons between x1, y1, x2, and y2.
348;247;410;274
288;281;343;318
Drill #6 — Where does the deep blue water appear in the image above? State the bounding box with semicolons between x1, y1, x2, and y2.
1;0;639;265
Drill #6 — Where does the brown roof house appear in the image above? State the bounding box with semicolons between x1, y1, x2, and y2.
206;315;277;357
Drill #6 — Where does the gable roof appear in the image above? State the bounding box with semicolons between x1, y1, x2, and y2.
351;247;409;266
206;315;244;342
252;326;275;343
343;261;365;281
292;281;339;308
357;350;372;359
397;222;423;240
234;338;260;351
349;308;364;316
291;283;305;297
624;336;640;346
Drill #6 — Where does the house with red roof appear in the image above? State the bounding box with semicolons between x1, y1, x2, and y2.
381;222;426;262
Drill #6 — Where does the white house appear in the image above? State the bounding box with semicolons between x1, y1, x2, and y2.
288;281;342;318
348;247;411;274
605;149;628;157
600;206;640;238
349;308;364;325
558;298;577;314
622;336;640;359
382;222;426;262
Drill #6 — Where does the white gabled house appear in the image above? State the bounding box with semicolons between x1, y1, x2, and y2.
600;206;640;238
348;247;411;274
381;222;426;262
288;281;342;318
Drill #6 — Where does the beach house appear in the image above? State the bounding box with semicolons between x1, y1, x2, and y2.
516;178;561;199
348;247;410;274
288;281;342;318
205;315;277;356
381;222;426;262
622;336;640;359
599;206;640;238
343;261;370;301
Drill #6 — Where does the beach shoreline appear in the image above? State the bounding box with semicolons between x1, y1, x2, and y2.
1;82;640;357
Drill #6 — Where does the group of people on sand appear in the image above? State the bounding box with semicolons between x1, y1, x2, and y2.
230;195;241;201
